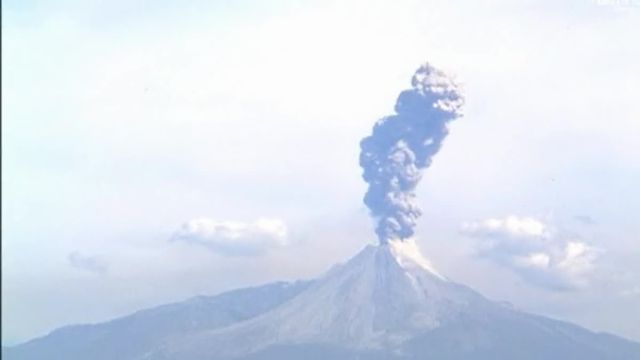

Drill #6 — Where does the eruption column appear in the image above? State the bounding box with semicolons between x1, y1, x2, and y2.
359;63;464;243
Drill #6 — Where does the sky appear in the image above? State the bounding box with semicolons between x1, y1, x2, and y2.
2;0;640;346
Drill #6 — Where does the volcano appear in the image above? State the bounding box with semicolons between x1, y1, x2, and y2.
5;240;640;360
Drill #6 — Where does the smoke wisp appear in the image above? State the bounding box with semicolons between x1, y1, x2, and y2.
360;63;464;243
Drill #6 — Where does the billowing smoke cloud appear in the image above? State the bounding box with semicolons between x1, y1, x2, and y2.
360;63;463;243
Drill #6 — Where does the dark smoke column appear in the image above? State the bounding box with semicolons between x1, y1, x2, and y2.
360;63;464;244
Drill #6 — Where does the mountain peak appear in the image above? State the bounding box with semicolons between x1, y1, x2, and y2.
165;240;487;358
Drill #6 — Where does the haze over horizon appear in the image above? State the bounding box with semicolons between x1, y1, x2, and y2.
3;0;639;347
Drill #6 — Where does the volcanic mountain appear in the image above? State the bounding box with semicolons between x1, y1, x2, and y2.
5;240;640;360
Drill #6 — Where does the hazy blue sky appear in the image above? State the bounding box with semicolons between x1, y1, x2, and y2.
3;0;639;346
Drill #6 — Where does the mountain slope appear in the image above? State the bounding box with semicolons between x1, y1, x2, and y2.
158;240;493;359
5;240;640;360
3;281;311;360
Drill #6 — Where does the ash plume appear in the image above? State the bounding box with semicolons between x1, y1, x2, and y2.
359;63;464;243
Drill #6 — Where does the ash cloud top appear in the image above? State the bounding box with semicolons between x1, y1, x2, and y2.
360;63;464;243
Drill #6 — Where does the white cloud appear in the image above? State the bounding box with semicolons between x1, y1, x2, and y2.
171;218;288;256
68;252;108;275
620;286;640;298
461;216;601;291
465;216;547;237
